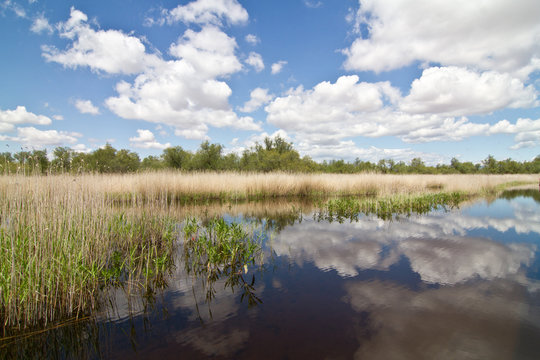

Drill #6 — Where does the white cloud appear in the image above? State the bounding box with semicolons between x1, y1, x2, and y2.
265;73;540;150
169;25;242;78
238;88;273;113
42;7;160;75
343;0;540;77
9;127;82;147
129;129;171;150
271;60;287;75
490;118;540;150
52;115;64;121
265;75;402;144
46;9;260;140
30;14;53;34
0;106;52;133
165;0;248;26
2;1;26;18
400;67;538;116
298;142;445;164
304;1;322;8
245;34;259;45
72;143;92;153
245;52;264;72
74;99;100;115
105;27;261;136
225;129;290;155
174;126;210;141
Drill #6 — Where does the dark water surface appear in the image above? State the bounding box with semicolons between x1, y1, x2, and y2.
4;189;540;359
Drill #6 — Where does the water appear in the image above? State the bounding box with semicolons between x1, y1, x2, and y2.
3;189;540;359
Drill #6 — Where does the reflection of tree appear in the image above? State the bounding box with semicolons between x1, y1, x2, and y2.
315;193;465;223
500;188;540;203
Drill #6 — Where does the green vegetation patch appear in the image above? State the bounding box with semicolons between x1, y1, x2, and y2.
0;208;178;331
182;217;263;306
317;192;467;222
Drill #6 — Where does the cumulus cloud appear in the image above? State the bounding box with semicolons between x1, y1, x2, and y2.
30;14;53;34
42;7;160;74
169;25;242;77
298;142;445;164
245;34;259;45
72;143;92;153
490;118;540;149
74;99;100;115
343;0;540;77
265;75;401;145
0;106;52;133
164;0;248;26
9;127;82;147
245;52;264;72
129;129;171;149
105;25;261;135
45;8;260;139
400;67;538;116
265;72;539;151
105;42;261;136
271;60;287;74
239;88;273;113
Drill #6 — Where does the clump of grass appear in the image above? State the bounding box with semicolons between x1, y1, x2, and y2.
0;179;179;331
182;217;263;306
317;192;467;222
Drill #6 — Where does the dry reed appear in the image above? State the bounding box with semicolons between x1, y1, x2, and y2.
2;172;535;203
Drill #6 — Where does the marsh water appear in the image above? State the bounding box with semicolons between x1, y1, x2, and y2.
3;189;540;359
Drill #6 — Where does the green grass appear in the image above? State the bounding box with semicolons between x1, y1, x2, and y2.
317;191;467;222
182;217;263;306
0;206;178;331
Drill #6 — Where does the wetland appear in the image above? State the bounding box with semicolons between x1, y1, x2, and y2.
1;173;539;359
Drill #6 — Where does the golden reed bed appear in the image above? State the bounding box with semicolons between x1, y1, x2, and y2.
1;172;537;201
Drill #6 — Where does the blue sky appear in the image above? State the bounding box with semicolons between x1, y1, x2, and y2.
1;0;539;164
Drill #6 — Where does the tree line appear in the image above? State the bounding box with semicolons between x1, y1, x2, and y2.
1;136;539;175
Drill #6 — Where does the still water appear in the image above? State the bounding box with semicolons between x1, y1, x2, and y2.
5;189;540;359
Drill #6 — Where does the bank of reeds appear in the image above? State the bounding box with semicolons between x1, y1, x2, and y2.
0;176;178;331
1;173;535;204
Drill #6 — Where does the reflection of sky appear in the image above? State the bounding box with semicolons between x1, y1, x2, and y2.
101;195;540;358
344;278;540;359
272;196;539;285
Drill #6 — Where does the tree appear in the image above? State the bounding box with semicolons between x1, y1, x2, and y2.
31;150;49;174
141;155;165;170
113;149;140;173
163;146;191;169
409;158;427;174
0;152;14;174
192;141;223;170
88;143;117;173
52;147;72;173
482;155;499;174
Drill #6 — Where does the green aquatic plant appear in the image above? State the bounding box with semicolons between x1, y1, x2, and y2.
317;192;467;222
182;217;263;306
0;197;179;331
